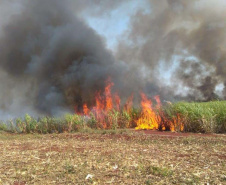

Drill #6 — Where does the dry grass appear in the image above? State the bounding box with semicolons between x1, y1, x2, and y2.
0;130;225;184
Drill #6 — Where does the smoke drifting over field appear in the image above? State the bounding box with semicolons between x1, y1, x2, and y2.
117;0;226;101
0;0;226;117
0;0;129;116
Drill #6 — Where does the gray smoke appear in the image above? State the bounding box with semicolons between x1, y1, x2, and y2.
1;0;226;118
0;0;129;117
117;0;226;101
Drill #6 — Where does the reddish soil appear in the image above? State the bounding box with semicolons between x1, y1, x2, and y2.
136;129;225;137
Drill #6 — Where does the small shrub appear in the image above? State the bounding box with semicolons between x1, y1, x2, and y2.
0;122;8;131
64;163;76;174
143;165;173;177
87;113;98;129
37;117;48;134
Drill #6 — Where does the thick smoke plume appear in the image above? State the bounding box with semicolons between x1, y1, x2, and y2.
0;0;226;118
0;0;130;117
117;0;226;101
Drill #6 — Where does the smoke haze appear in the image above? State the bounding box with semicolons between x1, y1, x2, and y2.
0;0;226;117
0;0;130;117
117;0;226;101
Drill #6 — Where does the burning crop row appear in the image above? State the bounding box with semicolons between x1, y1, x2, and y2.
0;79;225;134
78;79;184;132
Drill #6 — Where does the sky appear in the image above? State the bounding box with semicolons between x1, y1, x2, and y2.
81;0;150;51
0;0;148;51
77;0;226;96
0;0;226;119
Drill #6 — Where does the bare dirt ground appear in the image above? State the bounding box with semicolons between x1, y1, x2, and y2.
0;130;225;184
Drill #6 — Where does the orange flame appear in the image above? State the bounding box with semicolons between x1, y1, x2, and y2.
124;94;134;112
169;114;184;132
114;93;121;111
135;93;159;130
94;91;106;128
80;78;184;132
83;79;115;129
154;95;161;108
96;91;105;111
83;104;90;115
105;79;114;111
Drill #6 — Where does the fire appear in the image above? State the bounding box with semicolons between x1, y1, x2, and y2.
105;79;114;111
124;94;133;112
114;93;121;111
135;93;159;130
154;95;161;108
79;78;184;132
83;104;90;115
94;91;106;128
84;78;117;129
169;114;184;132
95;91;105;111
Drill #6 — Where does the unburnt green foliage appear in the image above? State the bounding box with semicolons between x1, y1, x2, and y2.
3;114;86;134
161;101;226;133
0;109;141;134
1;101;226;133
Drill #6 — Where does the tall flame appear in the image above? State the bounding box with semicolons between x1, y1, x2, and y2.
80;78;184;132
105;79;114;111
83;104;90;115
114;93;121;111
135;93;159;130
94;91;106;128
124;94;134;113
169;114;184;132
